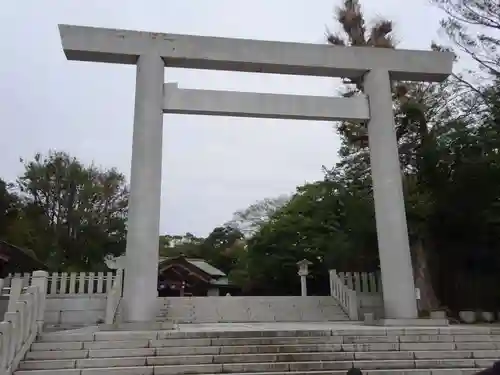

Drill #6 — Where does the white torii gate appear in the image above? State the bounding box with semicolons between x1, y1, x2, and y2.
58;24;453;323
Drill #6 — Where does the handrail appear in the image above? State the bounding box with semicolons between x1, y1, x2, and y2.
329;269;359;320
104;269;123;324
0;271;48;375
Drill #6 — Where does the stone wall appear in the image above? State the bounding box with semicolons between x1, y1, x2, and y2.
358;292;384;319
40;294;383;325
158;296;350;323
44;295;106;326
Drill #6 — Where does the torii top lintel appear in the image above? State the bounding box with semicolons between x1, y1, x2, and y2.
59;24;453;82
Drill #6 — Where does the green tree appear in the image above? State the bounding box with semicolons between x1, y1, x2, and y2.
227;196;289;237
244;177;377;295
201;226;244;273
0;179;22;241
424;79;500;309
159;233;204;258
16;151;128;271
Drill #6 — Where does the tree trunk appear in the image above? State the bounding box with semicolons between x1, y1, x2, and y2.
411;238;440;312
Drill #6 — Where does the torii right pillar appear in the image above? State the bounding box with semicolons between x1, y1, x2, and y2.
364;69;418;320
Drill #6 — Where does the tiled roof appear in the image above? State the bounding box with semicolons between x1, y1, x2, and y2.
158;256;226;277
186;259;226;277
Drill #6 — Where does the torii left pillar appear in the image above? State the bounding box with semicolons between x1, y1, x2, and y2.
122;53;164;322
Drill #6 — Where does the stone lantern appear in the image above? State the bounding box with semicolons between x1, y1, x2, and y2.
104;255;126;270
297;259;312;296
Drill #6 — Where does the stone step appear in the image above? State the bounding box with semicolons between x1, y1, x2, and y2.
14;359;494;374
19;351;500;370
20;328;500;375
32;340;152;351
35;326;500;342
25;341;500;360
37;329;354;342
165;317;352;324
33;334;500;348
34;335;480;350
23;348;500;361
14;369;488;375
153;334;500;346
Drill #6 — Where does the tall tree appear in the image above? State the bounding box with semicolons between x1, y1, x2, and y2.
201;226;245;274
243;177;378;295
16;151;129;271
425;78;500;310
0;179;21;241
159;233;204;258
431;0;500;78
227;196;289;237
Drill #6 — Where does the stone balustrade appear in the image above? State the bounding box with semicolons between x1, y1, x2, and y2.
329;269;359;320
4;271;117;295
0;270;48;375
338;271;382;294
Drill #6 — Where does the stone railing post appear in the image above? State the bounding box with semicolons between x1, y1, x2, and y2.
329;270;335;297
7;278;23;313
30;271;48;331
116;269;124;297
347;289;359;321
0;321;11;374
4;311;18;372
105;269;124;324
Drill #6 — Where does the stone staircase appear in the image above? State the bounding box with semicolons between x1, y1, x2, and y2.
15;325;500;375
157;297;350;323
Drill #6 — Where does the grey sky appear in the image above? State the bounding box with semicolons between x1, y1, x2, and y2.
0;0;446;237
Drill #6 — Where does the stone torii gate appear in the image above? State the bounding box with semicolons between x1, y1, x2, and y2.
58;24;453;323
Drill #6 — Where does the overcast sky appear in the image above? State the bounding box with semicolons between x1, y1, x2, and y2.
0;0;446;236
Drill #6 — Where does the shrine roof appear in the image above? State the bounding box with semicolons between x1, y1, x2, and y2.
0;240;48;271
158;256;226;278
187;259;226;277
